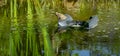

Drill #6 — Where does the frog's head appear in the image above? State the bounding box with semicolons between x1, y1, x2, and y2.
55;12;67;20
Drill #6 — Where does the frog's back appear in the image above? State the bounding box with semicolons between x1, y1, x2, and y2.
88;15;99;29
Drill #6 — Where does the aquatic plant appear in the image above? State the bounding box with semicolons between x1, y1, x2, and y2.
9;0;21;56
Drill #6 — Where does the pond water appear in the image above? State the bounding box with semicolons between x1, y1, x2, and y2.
0;0;120;56
49;1;120;56
59;41;120;56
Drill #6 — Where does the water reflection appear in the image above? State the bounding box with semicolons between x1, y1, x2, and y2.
61;42;120;56
72;50;90;56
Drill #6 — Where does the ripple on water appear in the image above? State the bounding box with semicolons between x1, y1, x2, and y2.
114;27;119;30
23;27;26;30
89;33;95;37
107;31;110;34
0;47;3;51
11;27;17;31
118;22;120;24
100;19;103;21
97;30;101;32
96;36;101;38
102;30;106;32
106;23;109;25
102;35;109;37
119;36;120;38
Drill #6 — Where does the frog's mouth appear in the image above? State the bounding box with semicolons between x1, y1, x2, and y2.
55;12;67;20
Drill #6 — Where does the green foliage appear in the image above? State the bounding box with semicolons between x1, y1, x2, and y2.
42;27;55;56
10;0;21;56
